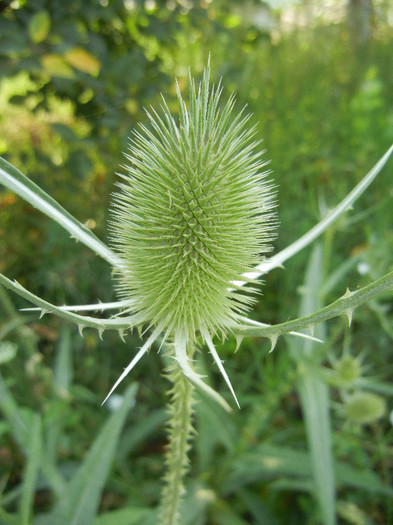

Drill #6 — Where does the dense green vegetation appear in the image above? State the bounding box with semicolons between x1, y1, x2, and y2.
1;1;392;524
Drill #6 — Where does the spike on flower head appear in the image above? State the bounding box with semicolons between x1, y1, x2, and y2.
108;64;277;406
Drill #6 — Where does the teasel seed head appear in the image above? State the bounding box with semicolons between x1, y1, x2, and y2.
106;63;277;408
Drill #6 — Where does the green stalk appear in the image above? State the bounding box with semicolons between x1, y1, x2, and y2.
159;345;196;525
236;269;393;341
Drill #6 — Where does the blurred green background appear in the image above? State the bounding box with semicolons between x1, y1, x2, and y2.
0;1;393;524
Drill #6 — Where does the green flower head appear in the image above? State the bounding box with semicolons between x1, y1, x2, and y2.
107;64;277;408
344;391;386;424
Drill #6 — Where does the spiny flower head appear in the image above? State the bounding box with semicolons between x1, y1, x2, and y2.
110;66;276;340
106;65;277;409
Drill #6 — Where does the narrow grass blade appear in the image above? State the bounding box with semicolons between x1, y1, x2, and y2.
210;501;253;525
117;408;167;463
93;507;155;525
19;414;42;525
0;372;30;449
0;374;66;497
0;156;121;268
40;383;138;525
297;372;334;525
355;378;393;396
289;244;336;525
224;444;393;497
0;508;19;525
54;326;73;392
196;396;236;472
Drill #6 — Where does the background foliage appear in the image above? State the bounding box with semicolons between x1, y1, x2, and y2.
0;1;393;524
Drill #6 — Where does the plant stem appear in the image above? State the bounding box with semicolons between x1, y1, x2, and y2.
236;269;393;339
159;349;196;525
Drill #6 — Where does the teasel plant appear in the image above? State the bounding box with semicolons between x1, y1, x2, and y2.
0;63;393;525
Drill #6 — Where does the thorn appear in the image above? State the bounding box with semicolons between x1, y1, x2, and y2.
118;329;126;343
268;335;278;353
203;330;241;409
175;331;232;413
39;309;48;319
102;327;161;405
345;309;354;327
78;324;86;337
342;287;356;299
234;335;243;352
98;328;104;341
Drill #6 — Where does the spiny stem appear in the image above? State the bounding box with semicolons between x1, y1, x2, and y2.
159;349;196;525
0;274;134;334
236;269;393;339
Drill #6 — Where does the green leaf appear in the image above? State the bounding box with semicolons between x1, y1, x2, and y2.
0;156;120;268
226;445;314;488
236;489;279;525
210;500;251;525
40;54;75;79
36;384;138;525
0;373;66;497
64;48;101;76
290;244;336;525
177;482;211;525
93;507;154;525
19;414;42;525
224;444;393;497
0;341;17;364
0;372;31;450
297;371;335;524
0;507;20;525
196;395;236;471
28;11;51;44
117;408;167;463
54;327;73;393
335;463;393;497
355;377;393;397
